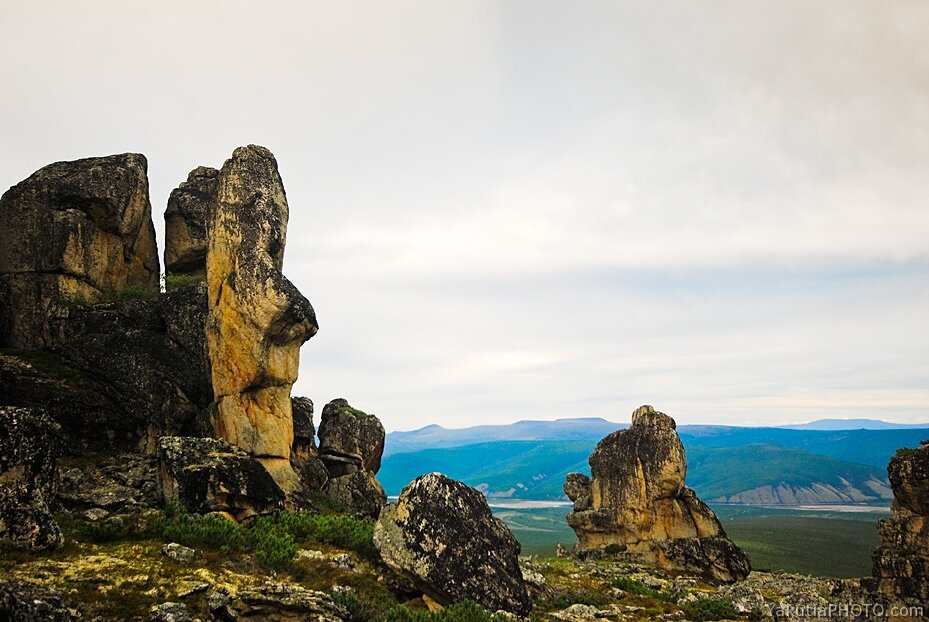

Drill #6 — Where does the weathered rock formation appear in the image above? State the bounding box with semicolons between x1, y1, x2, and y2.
0;154;159;349
374;473;532;615
157;436;284;521
0;407;63;551
289;397;329;494
317;398;386;518
46;283;212;452
565;405;751;583
870;442;929;601
163;166;218;276
206;145;318;494
0;579;75;621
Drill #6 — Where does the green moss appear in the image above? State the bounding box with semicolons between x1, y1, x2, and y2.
332;592;510;622
610;576;678;603
62;283;159;306
163;273;206;291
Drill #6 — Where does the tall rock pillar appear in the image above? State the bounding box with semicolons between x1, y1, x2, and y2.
206;145;318;493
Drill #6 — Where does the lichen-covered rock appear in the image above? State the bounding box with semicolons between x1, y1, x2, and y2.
148;601;192;622
44;282;212;452
206;145;318;494
374;473;531;615
0;407;63;550
164;166;218;276
0;579;75;621
289;397;328;495
0;153;159;349
318;398;385;476
219;582;345;621
57;453;159;514
157;436;284;520
870;443;929;601
317;399;386;517
565;405;750;583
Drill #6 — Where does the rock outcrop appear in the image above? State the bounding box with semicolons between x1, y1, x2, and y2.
289;397;329;495
565;405;751;583
870;442;929;601
0;407;63;551
206;145;318;494
374;472;532;616
0;579;75;621
317;398;386;518
164;166;218;276
0;154;159;349
46;282;212;452
157;436;284;521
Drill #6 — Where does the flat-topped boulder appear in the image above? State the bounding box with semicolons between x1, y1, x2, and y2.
565;405;750;583
0;154;159;349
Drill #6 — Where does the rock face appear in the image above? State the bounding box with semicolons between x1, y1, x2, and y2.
0;407;63;551
870;443;929;601
0;154;159;349
374;473;532;616
47;283;212;452
164;167;218;276
0;579;75;621
206;145;318;493
317;398;386;517
565;405;751;583
157;436;284;521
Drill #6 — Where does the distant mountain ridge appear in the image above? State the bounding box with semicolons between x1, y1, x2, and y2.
381;417;929;506
781;418;929;430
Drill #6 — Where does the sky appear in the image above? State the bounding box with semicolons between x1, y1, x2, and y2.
2;1;928;431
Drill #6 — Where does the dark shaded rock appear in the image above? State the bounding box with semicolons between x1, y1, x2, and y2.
157;436;284;521
0;406;63;551
164;166;218;276
207;145;318;495
374;473;531;615
317;399;386;517
57;452;158;513
565;405;750;583
323;472;385;519
0;579;76;621
289;397;328;495
44;282;212;452
0;350;122;454
870;443;929;600
0;153;159;349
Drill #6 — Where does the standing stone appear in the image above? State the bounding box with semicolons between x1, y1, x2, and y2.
206;145;318;494
164;166;218;276
374;473;532;616
565;405;751;582
0;407;64;550
870;442;929;601
0;154;159;349
317;399;386;517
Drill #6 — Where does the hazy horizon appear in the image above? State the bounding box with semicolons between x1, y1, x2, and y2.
2;2;928;431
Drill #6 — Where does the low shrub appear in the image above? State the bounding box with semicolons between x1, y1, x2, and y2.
332;592;508;622
683;597;740;621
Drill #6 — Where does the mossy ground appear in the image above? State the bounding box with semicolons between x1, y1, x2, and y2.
1;513;755;621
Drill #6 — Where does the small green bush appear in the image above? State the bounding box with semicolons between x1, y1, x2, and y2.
683;597;740;621
164;273;206;291
603;543;626;555
248;515;298;569
895;447;918;459
278;512;378;560
537;592;603;611
63;283;159;306
157;507;244;551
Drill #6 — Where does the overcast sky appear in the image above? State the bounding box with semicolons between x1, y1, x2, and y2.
2;1;928;430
